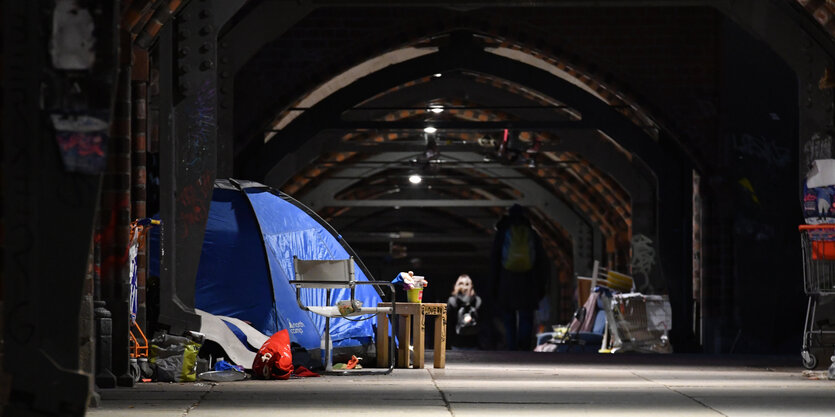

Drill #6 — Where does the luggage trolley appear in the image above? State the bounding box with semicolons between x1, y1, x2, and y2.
128;218;160;381
798;224;835;369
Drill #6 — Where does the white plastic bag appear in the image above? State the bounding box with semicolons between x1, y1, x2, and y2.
806;159;835;188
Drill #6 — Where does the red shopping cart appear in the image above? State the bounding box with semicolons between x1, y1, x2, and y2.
798;225;835;369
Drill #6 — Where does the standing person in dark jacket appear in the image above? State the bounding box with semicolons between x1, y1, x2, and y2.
490;204;548;350
447;274;482;349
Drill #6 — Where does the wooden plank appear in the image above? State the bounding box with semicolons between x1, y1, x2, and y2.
413;305;426;368
433;307;447;368
379;302;421;316
578;278;591;307
376;312;388;368
397;315;411;368
422;303;446;315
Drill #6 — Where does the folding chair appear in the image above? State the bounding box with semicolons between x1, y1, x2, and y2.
574;260;634;352
289;256;397;375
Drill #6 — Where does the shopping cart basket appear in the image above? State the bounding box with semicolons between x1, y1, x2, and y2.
798;224;835;369
604;293;672;354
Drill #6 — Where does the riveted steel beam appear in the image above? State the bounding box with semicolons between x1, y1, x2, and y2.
3;0;118;412
323;72;656;245
297;150;598;275
317;199;520;207
317;119;597;131
157;0;246;335
256;35;674;275
341;233;495;243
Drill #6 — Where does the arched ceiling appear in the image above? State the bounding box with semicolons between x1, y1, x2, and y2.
229;28;682;290
220;2;835;316
105;0;835;355
124;0;832;351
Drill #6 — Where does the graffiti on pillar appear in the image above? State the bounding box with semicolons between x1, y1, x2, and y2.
177;170;212;239
98;196;131;285
631;234;656;293
803;131;833;169
51;114;108;174
182;80;216;169
176;78;216;239
731;133;790;168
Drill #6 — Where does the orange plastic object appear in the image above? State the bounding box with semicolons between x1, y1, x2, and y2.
800;225;835;260
812;241;835;260
129;320;149;359
345;355;359;370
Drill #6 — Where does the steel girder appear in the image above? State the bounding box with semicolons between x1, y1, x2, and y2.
296;150;599;274
252;33;675;183
217;1;314;177
327;73;654;246
3;0;118;413
227;0;835;177
254;35;675;269
157;0;246;335
341;74;576;122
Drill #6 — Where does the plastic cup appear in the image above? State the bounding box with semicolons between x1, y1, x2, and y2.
407;288;423;303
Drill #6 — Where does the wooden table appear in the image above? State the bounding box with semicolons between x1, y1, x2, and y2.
376;302;447;369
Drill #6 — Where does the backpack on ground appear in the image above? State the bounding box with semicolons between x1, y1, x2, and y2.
501;224;535;272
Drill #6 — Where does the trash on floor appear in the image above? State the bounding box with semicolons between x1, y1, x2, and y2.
149;333;203;382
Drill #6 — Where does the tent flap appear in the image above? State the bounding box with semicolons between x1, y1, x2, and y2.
245;188;382;347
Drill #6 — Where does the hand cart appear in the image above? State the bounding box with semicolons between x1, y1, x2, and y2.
128;218;160;381
798;225;835;369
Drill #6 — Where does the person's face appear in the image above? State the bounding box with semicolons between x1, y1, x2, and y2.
457;277;472;293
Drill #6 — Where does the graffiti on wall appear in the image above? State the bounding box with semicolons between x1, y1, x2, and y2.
51;114;108;174
176;79;216;240
181;79;216;170
803;131;833;169
631;234;656;293
177;169;212;240
731;132;790;168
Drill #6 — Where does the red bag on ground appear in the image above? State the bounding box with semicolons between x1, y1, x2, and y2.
252;329;294;380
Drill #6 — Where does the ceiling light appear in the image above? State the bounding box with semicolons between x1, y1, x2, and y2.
428;105;444;114
409;174;422;184
433;73;442;78
423;126;437;134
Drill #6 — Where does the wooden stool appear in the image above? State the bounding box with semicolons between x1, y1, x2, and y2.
376;302;446;369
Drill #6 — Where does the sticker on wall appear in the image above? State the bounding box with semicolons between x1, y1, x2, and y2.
50;0;96;70
51;113;108;174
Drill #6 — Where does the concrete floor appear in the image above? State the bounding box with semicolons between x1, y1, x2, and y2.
88;350;835;416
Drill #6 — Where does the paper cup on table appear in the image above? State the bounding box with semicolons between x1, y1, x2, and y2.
407;288;423;303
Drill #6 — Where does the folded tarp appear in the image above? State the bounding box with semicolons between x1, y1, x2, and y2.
196;309;268;369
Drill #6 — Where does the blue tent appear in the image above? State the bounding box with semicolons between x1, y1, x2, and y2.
151;179;382;350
